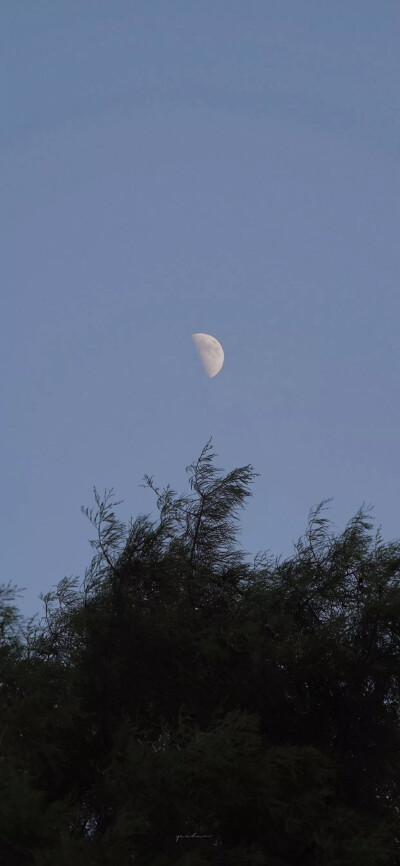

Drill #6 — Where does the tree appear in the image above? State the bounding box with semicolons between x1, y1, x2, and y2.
0;439;400;863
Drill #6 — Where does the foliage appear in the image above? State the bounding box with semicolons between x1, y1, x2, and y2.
1;439;400;863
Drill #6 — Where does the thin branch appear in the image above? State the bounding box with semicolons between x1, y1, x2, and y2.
189;496;205;567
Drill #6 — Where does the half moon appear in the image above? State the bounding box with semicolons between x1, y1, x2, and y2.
192;333;224;378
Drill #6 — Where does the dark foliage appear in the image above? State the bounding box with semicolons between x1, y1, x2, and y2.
1;438;400;863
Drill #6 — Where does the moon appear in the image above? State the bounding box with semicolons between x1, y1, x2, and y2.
192;333;224;378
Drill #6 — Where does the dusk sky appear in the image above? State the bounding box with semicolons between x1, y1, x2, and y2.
2;3;399;622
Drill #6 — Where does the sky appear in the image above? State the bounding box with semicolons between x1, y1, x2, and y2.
1;2;400;624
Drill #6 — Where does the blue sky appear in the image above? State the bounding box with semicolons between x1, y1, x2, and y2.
2;2;400;622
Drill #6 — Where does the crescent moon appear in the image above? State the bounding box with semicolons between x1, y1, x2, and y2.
192;333;224;378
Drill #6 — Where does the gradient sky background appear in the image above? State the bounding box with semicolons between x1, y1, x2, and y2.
2;2;399;623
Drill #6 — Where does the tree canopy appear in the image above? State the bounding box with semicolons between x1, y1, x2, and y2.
1;438;400;864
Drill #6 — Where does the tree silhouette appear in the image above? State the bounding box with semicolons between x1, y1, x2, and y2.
1;439;400;863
